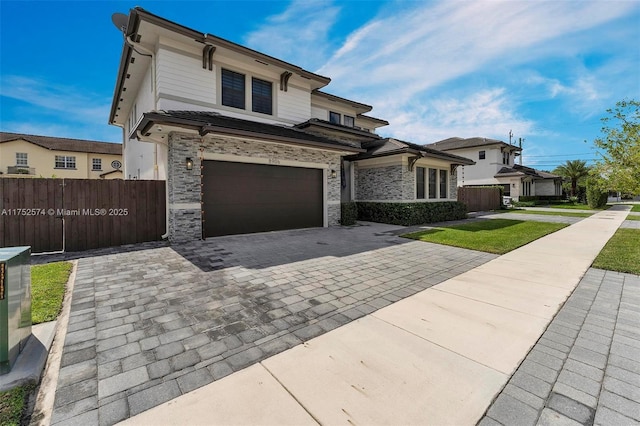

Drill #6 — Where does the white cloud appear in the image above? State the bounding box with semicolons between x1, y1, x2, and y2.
377;88;534;144
314;0;637;143
320;1;635;94
1;75;112;124
243;0;341;70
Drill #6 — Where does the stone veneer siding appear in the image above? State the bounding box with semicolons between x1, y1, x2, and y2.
355;162;459;201
355;165;404;200
167;132;343;242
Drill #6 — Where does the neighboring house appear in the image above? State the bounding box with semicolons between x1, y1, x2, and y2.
0;132;123;179
427;137;562;201
109;8;473;241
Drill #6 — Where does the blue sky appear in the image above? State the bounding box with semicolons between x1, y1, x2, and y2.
1;0;639;170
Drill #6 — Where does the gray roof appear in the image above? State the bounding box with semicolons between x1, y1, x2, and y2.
348;138;475;165
136;111;364;153
0;132;122;155
427;137;522;152
495;164;560;180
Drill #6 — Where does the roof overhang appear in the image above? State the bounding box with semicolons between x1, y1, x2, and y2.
295;119;381;139
136;112;364;154
312;90;372;114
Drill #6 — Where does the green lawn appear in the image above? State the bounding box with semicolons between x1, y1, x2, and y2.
0;262;71;423
626;215;640;221
631;205;640;213
593;229;640;275
542;203;610;210
31;262;72;324
0;384;34;426
508;209;592;218
403;219;567;254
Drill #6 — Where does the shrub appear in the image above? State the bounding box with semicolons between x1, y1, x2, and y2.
586;183;608;209
512;201;536;207
340;202;357;226
356;201;467;226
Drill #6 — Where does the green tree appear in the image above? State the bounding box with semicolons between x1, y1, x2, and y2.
553;159;590;197
592;99;640;195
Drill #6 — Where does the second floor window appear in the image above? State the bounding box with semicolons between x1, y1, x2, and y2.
479;150;485;160
92;158;102;171
55;155;76;169
222;69;246;109
344;115;355;127
503;152;510;165
252;78;272;115
329;111;341;124
16;153;28;166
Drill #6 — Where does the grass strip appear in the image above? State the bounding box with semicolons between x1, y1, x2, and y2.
509;210;592;218
592;229;640;275
0;385;35;425
31;261;72;324
402;219;567;254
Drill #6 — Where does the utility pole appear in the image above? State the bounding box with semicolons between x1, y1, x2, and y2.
519;138;524;165
509;130;513;145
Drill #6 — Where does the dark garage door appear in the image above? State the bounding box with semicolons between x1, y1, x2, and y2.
203;160;323;237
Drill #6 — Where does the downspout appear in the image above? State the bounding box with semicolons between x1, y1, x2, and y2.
126;31;169;237
124;34;160;180
137;130;169;239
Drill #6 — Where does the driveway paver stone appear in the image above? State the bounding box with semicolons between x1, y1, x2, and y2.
48;222;496;425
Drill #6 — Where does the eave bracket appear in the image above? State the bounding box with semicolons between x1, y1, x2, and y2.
280;71;292;91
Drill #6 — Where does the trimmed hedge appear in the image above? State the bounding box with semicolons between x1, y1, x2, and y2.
519;195;564;202
356;201;467;226
340;202;358;226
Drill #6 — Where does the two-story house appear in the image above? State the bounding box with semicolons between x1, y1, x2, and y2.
427;137;562;201
109;8;473;241
0;132;122;179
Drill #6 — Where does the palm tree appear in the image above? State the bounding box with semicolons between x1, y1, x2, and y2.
553;160;590;197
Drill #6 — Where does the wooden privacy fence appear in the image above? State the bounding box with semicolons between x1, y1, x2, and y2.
0;179;166;253
457;186;501;212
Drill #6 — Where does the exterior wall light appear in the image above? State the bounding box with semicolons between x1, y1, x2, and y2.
330;169;337;178
186;157;194;171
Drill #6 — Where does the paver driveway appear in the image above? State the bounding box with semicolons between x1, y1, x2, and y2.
50;222;497;425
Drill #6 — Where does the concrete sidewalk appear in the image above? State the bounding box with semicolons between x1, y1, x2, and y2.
120;206;630;425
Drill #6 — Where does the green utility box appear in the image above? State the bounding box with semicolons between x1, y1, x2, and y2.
0;246;32;375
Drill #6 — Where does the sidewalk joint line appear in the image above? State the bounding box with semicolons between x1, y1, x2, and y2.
260;362;323;425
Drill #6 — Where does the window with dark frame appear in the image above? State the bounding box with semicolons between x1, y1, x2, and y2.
55;155;76;169
503;152;509;165
16;153;28;166
344;115;355;127
222;69;246;109
439;169;448;199
416;167;425;199
92;158;102;171
479;150;485;160
428;168;437;199
251;77;272;115
329;111;341;124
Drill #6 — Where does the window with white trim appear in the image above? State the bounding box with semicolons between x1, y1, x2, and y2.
92;158;102;171
251;77;272;115
222;69;246;109
329;111;341;124
55;155;76;169
344;115;355;127
479;150;485;160
439;169;448;199
16;153;28;166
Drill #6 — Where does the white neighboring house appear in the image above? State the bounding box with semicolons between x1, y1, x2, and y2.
427;137;562;202
109;8;473;241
